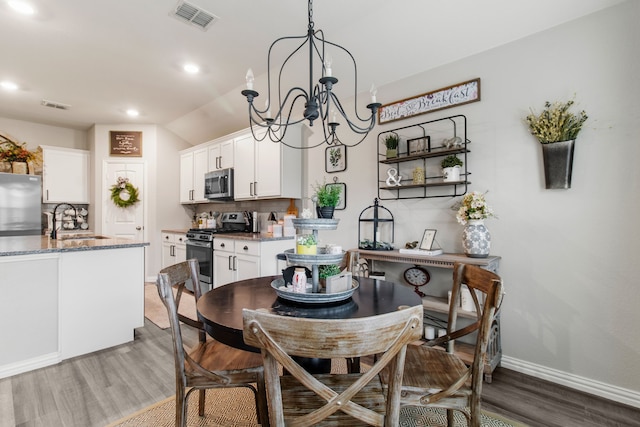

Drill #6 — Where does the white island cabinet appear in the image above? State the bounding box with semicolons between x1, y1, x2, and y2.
0;236;147;379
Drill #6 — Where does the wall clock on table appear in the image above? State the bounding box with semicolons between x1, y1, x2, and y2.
403;266;430;297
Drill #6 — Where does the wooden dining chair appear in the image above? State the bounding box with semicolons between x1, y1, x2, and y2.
157;259;269;427
383;262;504;427
242;304;423;427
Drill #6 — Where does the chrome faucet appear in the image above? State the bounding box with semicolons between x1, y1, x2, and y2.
50;203;77;239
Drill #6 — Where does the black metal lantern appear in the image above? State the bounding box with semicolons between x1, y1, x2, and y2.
358;198;394;250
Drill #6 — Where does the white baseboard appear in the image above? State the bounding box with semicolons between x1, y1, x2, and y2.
0;352;60;380
501;355;640;409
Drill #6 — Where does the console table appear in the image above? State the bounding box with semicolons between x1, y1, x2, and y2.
349;249;502;382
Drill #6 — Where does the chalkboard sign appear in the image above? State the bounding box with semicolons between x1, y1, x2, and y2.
110;131;142;157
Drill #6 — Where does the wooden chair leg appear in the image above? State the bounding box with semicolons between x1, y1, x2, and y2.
447;409;455;427
176;388;188;427
255;373;270;427
198;388;205;416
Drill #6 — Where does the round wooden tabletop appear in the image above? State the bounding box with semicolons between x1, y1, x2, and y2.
197;275;422;353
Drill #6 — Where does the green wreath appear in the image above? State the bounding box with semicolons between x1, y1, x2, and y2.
110;177;140;208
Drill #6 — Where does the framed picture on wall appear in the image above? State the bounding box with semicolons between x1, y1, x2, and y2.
325;145;347;173
325;181;346;210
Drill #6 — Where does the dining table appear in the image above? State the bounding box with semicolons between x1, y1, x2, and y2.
196;275;423;372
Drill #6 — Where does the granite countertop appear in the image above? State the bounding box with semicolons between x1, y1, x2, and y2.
216;232;295;242
0;235;150;257
161;229;190;234
160;229;294;242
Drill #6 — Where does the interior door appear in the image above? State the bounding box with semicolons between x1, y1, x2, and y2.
103;161;144;240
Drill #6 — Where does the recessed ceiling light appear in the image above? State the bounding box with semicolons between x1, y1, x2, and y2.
183;63;200;74
8;1;36;15
1;81;19;91
126;109;140;117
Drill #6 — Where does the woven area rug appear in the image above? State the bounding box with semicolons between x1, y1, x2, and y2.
144;283;198;329
108;358;525;427
106;389;524;427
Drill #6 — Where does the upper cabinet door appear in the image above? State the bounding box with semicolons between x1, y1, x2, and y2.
208;139;234;171
41;146;90;204
180;148;208;203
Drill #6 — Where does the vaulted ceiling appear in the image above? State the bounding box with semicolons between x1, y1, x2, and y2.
0;0;624;144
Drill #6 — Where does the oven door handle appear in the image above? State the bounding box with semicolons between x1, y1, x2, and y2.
186;240;212;248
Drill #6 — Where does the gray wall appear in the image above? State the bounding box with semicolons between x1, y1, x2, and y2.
304;0;640;405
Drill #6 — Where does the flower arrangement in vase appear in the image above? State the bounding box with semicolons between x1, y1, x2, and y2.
454;191;495;225
454;191;496;258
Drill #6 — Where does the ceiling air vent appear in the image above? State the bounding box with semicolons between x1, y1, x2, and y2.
41;99;71;110
171;1;218;31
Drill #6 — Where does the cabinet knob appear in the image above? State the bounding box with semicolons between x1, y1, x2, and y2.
243;245;249;251
220;243;225;248
136;226;142;231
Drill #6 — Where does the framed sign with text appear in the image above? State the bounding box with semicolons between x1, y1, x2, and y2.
378;78;481;124
110;131;142;157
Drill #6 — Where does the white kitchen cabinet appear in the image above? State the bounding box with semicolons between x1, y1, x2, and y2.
208;138;234;170
41;145;90;204
214;237;260;287
180;147;208;203
213;237;293;288
161;231;187;269
233;126;302;201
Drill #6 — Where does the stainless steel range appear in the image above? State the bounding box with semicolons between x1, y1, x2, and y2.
185;212;249;293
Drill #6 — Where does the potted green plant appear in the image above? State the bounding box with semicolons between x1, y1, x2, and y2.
296;234;317;255
318;264;341;289
525;99;588;189
383;134;399;158
312;180;342;219
441;155;463;182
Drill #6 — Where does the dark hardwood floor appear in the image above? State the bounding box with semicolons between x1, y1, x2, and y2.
1;319;639;427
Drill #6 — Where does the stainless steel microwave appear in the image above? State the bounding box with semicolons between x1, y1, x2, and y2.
205;168;234;200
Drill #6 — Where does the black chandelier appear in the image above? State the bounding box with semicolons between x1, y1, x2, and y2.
241;0;381;149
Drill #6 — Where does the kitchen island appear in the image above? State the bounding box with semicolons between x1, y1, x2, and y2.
0;235;149;379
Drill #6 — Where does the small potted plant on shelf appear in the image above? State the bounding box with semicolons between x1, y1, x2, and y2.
441;155;463;182
383;134;399;158
312;180;342;219
318;264;341;289
296;234;317;255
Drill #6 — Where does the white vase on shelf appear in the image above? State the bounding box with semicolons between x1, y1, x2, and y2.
462;219;491;258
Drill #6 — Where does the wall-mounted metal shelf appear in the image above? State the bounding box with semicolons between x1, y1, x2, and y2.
377;115;471;200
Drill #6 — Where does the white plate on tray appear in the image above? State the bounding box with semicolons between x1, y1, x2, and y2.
271;278;358;304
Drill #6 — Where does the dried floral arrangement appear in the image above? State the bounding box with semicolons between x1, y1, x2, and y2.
525;100;588;144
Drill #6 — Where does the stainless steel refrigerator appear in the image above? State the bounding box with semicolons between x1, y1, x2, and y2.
0;172;42;236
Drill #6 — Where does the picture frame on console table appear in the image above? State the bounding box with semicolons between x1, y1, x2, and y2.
420;229;437;251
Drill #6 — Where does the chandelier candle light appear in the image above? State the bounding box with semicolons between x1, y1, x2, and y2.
241;0;382;149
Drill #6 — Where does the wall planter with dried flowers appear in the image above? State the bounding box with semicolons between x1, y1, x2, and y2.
525;99;588;189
